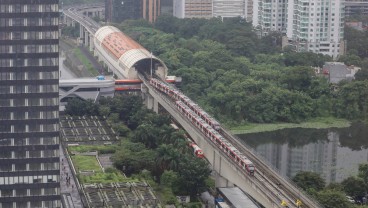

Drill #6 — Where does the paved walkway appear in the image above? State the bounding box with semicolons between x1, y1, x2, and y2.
60;145;84;208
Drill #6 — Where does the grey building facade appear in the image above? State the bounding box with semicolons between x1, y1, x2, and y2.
0;0;60;207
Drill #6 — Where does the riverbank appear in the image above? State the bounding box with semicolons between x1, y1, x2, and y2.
230;117;351;134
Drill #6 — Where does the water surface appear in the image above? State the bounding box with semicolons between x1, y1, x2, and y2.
237;122;368;183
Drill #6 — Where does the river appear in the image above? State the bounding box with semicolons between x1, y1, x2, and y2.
237;122;368;184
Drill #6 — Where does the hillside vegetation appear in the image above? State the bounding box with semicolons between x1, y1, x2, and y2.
114;16;368;126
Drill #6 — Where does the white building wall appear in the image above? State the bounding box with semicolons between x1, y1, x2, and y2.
213;0;246;18
173;0;185;18
252;0;259;27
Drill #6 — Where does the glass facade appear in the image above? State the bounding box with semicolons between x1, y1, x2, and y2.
0;0;60;207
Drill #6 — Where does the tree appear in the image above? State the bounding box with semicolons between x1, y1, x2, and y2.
112;142;157;176
355;68;368;81
341;177;366;198
64;98;98;116
175;156;211;197
334;81;368;120
156;144;180;175
316;189;353;208
132;124;159;149
292;171;326;193
358;164;368;185
160;170;179;187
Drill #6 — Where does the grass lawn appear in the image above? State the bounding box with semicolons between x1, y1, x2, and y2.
68;145;117;154
74;48;99;76
78;172;133;184
71;155;101;172
231;117;351;134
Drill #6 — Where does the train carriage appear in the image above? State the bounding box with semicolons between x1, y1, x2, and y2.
174;101;255;176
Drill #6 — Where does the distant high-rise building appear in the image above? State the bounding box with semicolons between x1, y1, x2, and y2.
143;0;161;22
173;0;252;20
161;0;174;15
252;0;288;33
105;0;164;23
345;0;368;17
173;0;213;18
0;1;60;207
107;0;142;23
253;0;345;59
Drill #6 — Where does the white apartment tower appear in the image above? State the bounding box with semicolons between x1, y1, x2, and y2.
254;0;345;59
253;0;288;34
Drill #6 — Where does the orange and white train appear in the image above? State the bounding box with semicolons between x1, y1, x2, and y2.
170;123;205;159
150;78;221;130
189;142;205;158
175;101;255;176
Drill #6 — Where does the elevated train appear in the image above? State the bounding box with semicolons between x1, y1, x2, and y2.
175;101;255;175
150;78;221;130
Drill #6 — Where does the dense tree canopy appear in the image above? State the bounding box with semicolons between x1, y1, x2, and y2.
65;95;212;197
117;16;368;125
292;171;326;193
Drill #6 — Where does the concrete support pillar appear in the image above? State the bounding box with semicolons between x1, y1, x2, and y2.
212;149;234;188
84;31;89;46
153;99;158;113
146;94;154;110
89;34;94;51
71;19;75;27
214;171;234;188
79;25;84;42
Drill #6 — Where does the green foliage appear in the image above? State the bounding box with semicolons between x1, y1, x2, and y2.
74;48;99;76
292;171;326;193
359;164;368;184
65;98;99;116
334;81;368;120
68;145;117;154
161;170;179;187
341;177;366;198
71;155;101;172
79;172;131;184
355;69;368;81
174;156;211;197
344;26;368;59
316;189;353;208
283;51;332;67
117;17;368;124
112;140;157;176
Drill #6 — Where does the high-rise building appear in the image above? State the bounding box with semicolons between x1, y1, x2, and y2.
105;0;162;23
105;0;142;23
253;0;345;59
173;0;252;20
143;0;161;22
173;0;213;19
0;1;60;208
345;0;368;17
252;0;288;34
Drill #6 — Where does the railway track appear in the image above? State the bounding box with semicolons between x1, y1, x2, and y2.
220;129;323;208
139;73;323;207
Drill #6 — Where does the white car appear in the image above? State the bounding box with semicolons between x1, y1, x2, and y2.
346;196;355;203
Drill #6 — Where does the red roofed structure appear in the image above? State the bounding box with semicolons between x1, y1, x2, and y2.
94;26;168;79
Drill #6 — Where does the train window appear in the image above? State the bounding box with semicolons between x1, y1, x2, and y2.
230;152;235;158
